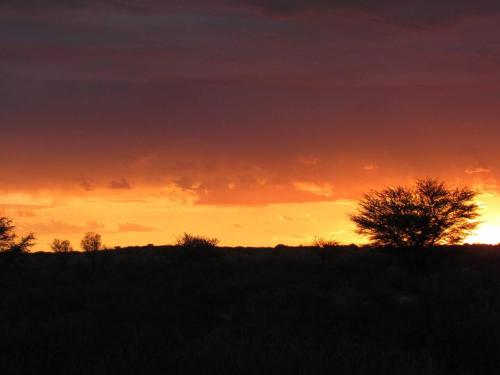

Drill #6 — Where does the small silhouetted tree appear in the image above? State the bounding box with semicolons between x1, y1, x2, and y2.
81;232;102;252
0;217;35;254
351;179;480;249
0;217;16;251
50;239;73;253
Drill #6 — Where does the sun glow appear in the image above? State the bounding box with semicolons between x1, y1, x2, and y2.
465;191;500;245
468;224;500;245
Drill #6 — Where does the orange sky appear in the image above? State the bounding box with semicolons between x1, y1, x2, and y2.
3;1;500;250
3;179;500;251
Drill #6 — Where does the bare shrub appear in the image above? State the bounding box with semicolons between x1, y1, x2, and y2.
311;237;340;263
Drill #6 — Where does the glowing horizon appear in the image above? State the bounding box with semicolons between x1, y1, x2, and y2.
2;184;499;251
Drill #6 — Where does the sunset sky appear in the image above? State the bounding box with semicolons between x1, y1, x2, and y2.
3;0;500;250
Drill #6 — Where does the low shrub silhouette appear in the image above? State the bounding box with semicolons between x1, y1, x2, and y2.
311;237;339;248
174;233;222;263
311;237;340;263
272;243;289;255
176;233;219;248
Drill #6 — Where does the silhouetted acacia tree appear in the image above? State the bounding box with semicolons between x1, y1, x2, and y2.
50;239;73;253
0;217;35;253
81;232;102;252
351;179;480;249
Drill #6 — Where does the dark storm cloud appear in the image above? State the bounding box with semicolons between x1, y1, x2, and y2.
4;0;500;27
247;0;500;16
241;0;500;27
240;0;379;15
0;0;154;13
0;0;215;15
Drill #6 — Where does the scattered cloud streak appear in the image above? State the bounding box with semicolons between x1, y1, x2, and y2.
293;181;334;198
109;178;131;190
23;220;105;235
79;176;96;191
363;164;378;171
296;155;321;166
465;168;492;175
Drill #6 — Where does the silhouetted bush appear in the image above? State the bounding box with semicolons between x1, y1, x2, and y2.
176;233;219;248
311;237;340;263
351;178;480;249
272;243;292;256
174;233;222;263
312;237;339;248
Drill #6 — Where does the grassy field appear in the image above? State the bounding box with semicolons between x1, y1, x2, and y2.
1;245;500;374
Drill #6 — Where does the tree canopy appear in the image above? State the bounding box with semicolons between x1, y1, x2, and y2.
0;217;35;253
351;179;480;248
50;239;73;253
81;232;103;252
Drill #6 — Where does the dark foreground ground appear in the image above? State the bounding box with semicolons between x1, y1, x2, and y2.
2;245;500;374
